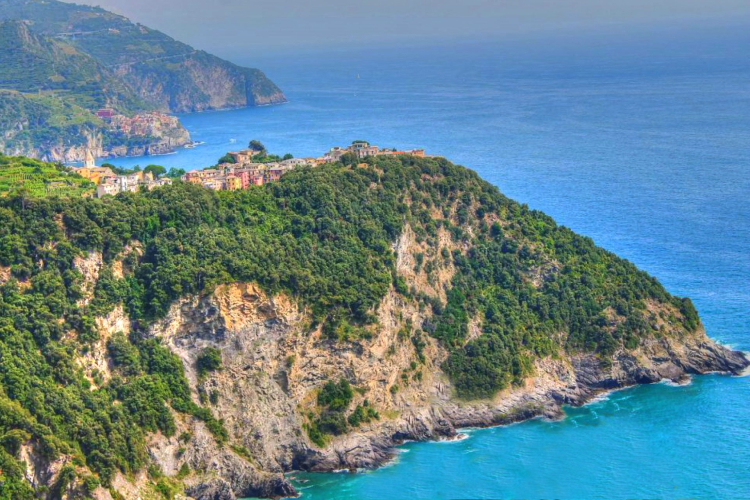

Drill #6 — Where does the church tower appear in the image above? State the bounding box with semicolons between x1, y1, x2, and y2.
84;149;97;168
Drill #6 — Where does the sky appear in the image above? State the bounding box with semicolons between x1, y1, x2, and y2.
74;0;750;56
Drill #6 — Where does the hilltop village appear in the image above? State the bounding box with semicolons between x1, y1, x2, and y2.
74;141;428;197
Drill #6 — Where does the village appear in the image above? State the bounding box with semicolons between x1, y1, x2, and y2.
74;141;428;197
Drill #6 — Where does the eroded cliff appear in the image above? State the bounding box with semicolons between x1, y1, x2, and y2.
65;231;747;499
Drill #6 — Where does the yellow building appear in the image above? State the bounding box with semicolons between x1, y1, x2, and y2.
75;150;115;185
226;176;243;191
76;167;116;185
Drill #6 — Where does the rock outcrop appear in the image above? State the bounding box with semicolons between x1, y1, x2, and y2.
48;219;743;499
131;276;746;498
4;110;193;163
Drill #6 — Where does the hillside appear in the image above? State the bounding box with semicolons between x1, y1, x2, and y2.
0;154;95;197
0;0;286;111
0;19;181;161
0;20;148;112
0;154;745;499
0;0;286;161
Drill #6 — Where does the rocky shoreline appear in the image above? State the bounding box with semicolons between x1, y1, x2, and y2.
290;335;748;478
173;304;748;500
106;269;746;500
60;207;748;500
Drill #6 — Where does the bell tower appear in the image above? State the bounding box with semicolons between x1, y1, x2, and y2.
84;149;96;168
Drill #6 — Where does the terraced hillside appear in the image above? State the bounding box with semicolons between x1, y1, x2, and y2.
0;154;95;197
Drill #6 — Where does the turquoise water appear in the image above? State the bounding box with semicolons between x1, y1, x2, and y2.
109;25;750;499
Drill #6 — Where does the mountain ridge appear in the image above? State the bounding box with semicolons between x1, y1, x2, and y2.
0;0;286;161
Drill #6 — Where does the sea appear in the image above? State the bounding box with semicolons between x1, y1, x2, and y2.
106;20;750;500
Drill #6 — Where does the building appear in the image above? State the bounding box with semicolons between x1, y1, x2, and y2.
321;141;425;162
226;175;243;191
322;146;347;163
349;140;380;159
379;148;426;157
96;182;120;197
281;158;312;167
97;108;116;120
92;166;173;198
74;150;117;186
84;149;97;168
229;150;257;164
265;168;285;183
76;166;117;185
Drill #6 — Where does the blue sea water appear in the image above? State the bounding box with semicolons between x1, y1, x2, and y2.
109;23;750;499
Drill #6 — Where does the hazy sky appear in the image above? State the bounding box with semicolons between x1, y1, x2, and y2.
75;0;750;55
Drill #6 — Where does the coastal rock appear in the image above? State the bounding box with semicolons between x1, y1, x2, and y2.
0;4;285;163
138;279;748;493
186;479;236;500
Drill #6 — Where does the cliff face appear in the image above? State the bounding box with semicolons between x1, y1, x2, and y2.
1;97;192;163
0;0;287;113
114;52;287;113
59;232;745;498
122;237;746;499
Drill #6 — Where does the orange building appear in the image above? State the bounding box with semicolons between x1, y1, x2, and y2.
76;167;117;185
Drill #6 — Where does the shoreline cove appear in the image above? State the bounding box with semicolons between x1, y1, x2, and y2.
278;343;748;498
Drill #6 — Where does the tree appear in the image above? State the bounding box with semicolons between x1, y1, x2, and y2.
197;348;223;377
110;165;141;175
218;154;236;165
340;152;358;166
144;165;167;179
248;140;266;153
282;154;294;160
166;167;186;178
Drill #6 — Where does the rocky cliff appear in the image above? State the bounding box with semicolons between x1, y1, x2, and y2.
0;155;746;500
112;51;287;113
127;249;745;498
1;98;193;162
0;0;287;111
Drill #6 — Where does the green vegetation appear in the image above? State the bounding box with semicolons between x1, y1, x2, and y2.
166;167;186;179
0;0;285;159
106;164;141;176
0;153;699;492
196;347;223;378
0;21;148;113
144;165;167;179
317;379;354;412
218;154;236;164
0;0;284;113
0;154;94;197
306;379;355;446
347;401;380;427
248;140;266;153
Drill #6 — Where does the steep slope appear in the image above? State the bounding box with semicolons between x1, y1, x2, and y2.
0;20;147;112
0;0;285;161
0;20;192;161
0;154;745;499
0;0;287;111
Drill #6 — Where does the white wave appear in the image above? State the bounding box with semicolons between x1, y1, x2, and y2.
659;376;693;387
436;433;470;443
